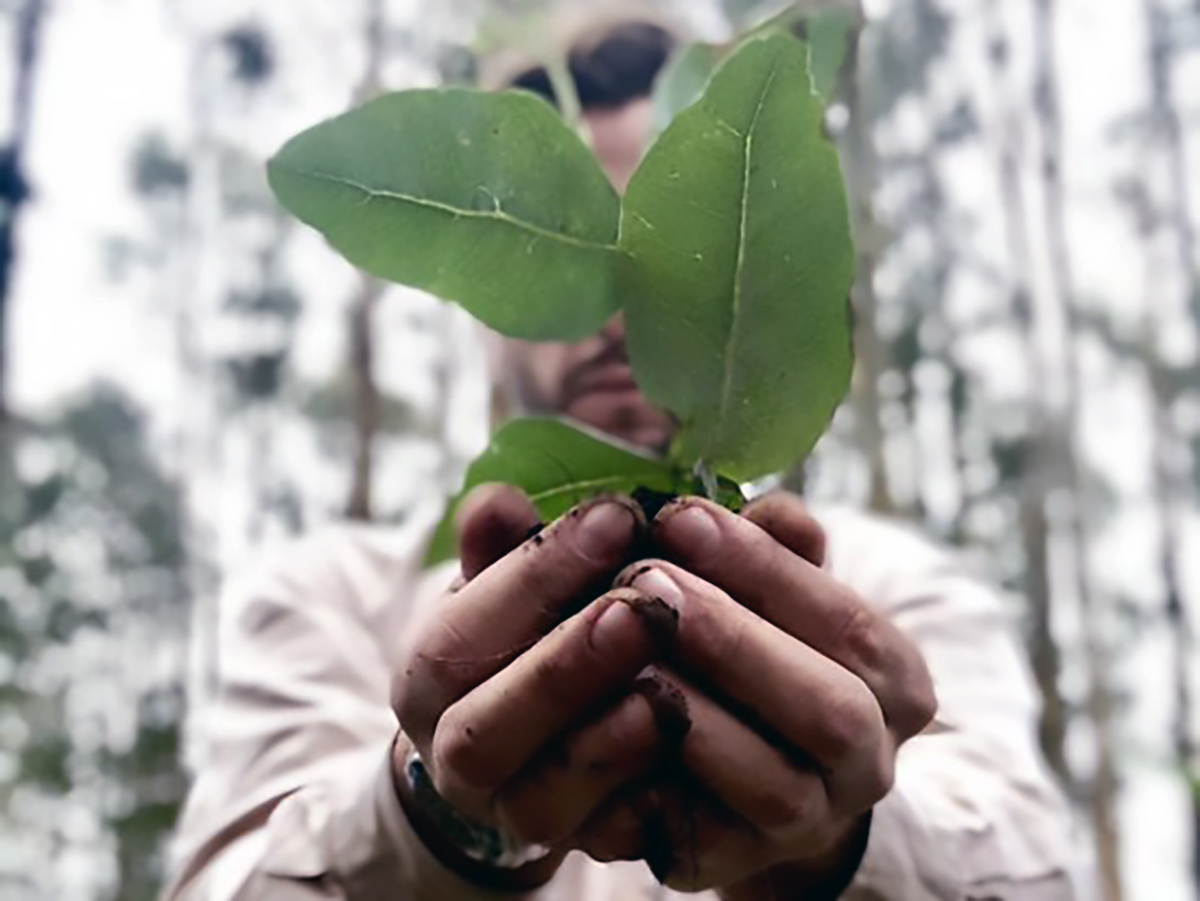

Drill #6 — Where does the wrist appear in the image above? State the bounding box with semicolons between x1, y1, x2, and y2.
391;735;565;893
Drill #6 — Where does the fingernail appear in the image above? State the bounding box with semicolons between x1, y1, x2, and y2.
661;503;721;552
577;501;636;560
590;599;640;652
631;676;692;746
624;596;679;650
631;567;683;607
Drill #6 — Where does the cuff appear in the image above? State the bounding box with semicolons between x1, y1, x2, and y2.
257;739;549;900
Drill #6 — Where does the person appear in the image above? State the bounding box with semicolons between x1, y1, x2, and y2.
164;11;1082;901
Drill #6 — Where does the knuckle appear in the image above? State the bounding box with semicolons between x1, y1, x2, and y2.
836;736;896;813
753;778;821;836
870;746;897;800
413;621;475;694
833;599;884;675
393;664;446;750
391;677;428;745
431;712;501;796
901;671;938;736
823;684;885;760
845;745;896;811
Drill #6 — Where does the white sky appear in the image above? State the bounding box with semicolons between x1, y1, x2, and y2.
5;0;1199;897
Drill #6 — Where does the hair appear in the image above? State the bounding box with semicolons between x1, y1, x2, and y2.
505;20;677;111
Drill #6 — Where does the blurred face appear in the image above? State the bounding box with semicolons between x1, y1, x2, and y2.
499;97;677;453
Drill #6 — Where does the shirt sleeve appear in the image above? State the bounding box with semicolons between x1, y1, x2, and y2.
163;526;548;901
820;510;1084;900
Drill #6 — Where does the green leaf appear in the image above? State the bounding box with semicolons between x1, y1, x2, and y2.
620;33;855;483
268;89;621;341
653;43;720;136
424;418;734;568
656;11;854;139
805;8;857;103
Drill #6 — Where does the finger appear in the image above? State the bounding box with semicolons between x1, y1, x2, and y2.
575;779;768;892
643;668;863;848
652;498;935;739
618;562;892;811
494;691;666;846
456;483;542;582
430;589;675;820
571;793;645;863
740;491;826;567
397;496;644;751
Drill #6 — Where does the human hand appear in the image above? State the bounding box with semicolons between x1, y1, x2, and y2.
571;493;937;896
392;484;681;882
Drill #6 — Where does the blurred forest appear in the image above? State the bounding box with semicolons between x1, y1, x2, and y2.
0;0;1197;898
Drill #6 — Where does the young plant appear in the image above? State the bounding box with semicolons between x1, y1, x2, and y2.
267;28;856;565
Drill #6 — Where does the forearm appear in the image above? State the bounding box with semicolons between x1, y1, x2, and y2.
171;737;560;901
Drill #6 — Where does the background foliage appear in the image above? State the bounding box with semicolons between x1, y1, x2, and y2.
0;0;1198;898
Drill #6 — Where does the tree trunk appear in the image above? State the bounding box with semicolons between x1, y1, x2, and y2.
346;279;383;521
1031;3;1123;896
0;0;47;430
344;0;386;521
982;0;1071;790
1149;357;1197;891
840;15;895;515
1144;0;1199;887
1033;0;1125;893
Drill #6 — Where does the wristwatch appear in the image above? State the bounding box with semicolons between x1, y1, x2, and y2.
397;743;562;891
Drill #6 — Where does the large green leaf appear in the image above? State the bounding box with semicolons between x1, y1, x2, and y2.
619;33;854;482
424;417;742;567
268;89;621;341
739;7;858;104
653;13;855;138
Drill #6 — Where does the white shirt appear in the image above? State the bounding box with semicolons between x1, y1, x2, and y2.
164;507;1083;900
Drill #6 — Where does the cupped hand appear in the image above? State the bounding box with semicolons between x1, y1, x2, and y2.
571;493;938;896
392;484;678;867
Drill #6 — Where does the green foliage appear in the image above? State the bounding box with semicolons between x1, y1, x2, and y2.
20;733;71;793
652;9;857;137
271;30;854;558
0;385;190;898
425;418;743;566
622;33;853;481
268;89;621;341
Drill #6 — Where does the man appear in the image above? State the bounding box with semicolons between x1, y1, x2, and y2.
165;12;1081;900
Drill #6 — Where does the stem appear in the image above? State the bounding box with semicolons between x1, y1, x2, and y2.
694;461;720;501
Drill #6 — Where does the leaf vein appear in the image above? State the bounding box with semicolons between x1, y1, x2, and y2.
279;165;618;253
529;475;650;506
713;55;784;464
713;116;746;140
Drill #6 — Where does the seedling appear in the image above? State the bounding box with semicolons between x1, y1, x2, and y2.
267;27;856;565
